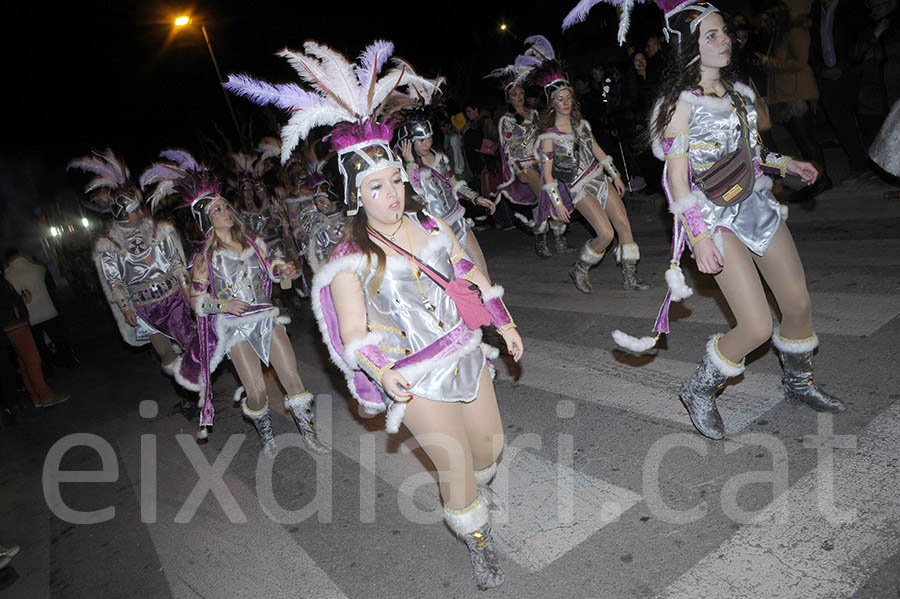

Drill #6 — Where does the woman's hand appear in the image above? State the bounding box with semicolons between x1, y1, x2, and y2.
475;196;496;214
694;237;724;274
786;159;819;186
612;175;626;197
400;140;415;164
553;202;571;224
381;369;413;403
123;308;138;326
500;327;524;362
224;299;251;315
275;262;297;280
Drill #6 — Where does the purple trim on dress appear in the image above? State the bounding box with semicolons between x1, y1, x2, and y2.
484;297;512;329
497;143;538;206
453;258;476;279
661;136;676;155
134;291;196;348
393;321;475;371
682;204;708;240
356;344;392;370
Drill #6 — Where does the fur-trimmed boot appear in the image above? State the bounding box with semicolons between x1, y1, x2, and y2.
614;243;650;291
771;328;846;413
474;462;505;518
680;335;745;440
242;398;278;459
285;392;331;455
568;242;606;294
444;496;504;590
550;221;576;254
534;231;552;258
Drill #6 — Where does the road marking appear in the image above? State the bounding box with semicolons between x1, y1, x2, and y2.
497;337;784;435
655;402;900;599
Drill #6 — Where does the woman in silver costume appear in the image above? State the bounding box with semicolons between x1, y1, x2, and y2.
188;191;329;455
529;37;651;293
612;1;846;440
398;113;496;279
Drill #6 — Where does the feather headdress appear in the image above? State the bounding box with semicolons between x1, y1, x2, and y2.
67;148;136;212
562;0;718;52
225;40;434;215
485;53;542;94
140;149;223;232
522;36;572;102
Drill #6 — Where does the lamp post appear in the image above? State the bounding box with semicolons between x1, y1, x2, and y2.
174;16;245;150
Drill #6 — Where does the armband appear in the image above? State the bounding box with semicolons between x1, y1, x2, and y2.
543;182;563;208
344;332;395;386
482;286;515;331
601;155;621;179
453;180;480;203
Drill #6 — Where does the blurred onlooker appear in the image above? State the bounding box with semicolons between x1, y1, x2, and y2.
854;0;900;146
626;51;662;193
4;249;78;371
0;275;70;408
759;2;833;196
644;35;665;87
810;0;872;178
441;117;470;181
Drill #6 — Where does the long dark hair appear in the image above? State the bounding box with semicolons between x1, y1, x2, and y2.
651;10;739;141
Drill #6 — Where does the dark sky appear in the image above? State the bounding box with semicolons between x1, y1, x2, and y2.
3;0;749;210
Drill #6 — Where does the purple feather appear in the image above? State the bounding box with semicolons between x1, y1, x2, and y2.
523;35;556;61
514;55;542;69
139;163;185;188
562;0;617;30
224;74;320;111
159;149;199;172
355;40;394;108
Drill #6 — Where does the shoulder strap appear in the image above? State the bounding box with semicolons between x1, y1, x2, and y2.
366;224;452;289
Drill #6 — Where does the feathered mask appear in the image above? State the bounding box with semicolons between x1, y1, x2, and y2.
562;0;718;53
140;149;224;234
225;39;436;215
523;35;571;103
67;148;141;221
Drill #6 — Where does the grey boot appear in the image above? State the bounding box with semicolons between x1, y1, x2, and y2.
680;335;745;440
550;222;576;254
614;243;650;291
534;232;552;258
285;392;331;454
474;462;505;518
242;399;278;459
568;242;606;294
445;497;504;590
772;330;846;413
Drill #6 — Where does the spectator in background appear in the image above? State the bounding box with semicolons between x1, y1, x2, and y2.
0;275;70;408
644;35;665;87
810;0;872;179
854;0;900;146
4;249;79;372
627;51;663;194
759;2;833;198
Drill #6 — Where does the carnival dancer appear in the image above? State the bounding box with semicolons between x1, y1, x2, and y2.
397;103;497;279
291;150;346;273
143;150;329;454
69;149;195;376
486;42;573;257
226;39;523;590
573;0;848;439
528;35;651;292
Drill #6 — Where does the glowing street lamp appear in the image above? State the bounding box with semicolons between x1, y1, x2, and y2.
50;226;59;238
173;14;245;149
81;217;90;228
500;23;507;32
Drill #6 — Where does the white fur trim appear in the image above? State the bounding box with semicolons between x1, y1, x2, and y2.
481;343;500;361
384;402;407;434
678;89;732;111
549;221;566;234
161;359;176;376
620;243;640;262
172;356;202;392
754;174;774;192
531;217;547;232
275;315;291;325
197;427;209;440
665;266;694;302
706;335;745;377
241;398;270;419
443;496;489;536
611;330;659;354
394;326;484;386
732;81;755;101
542;182;559;193
342;330;387;369
579;243;605;265
771;328;819;354
669;190;705;218
233;386;245;404
474;462;498;486
481;285;504;302
285;391;313;410
780;204;789;221
452;179;465;195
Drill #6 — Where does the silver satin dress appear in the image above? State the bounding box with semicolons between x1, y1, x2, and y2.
550;120;609;207
355;223;485;403
416;152;470;243
98;223;186;342
686;96;787;256
209;247;277;365
499;111;539;171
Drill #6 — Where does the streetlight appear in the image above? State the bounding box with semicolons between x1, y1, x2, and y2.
81;217;90;228
500;23;507;32
173;15;245;150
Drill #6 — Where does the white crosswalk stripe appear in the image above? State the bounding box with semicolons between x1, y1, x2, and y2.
655;402;900;599
496;337;784;436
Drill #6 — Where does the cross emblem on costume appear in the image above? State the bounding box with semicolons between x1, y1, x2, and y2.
128;236;147;255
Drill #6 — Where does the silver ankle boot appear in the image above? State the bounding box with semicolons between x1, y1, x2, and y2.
444;497;504;590
242;398;277;459
285;392;331;454
680;335;745;440
772;329;846;413
568;242;605;294
614;243;650;290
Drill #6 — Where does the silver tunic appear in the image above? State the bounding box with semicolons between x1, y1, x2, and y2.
295;205;346;272
499;110;539;171
686;90;787;256
540;120;609;207
209;244;277;365
351;217;485;403
96;220;188;343
414;151;470;242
